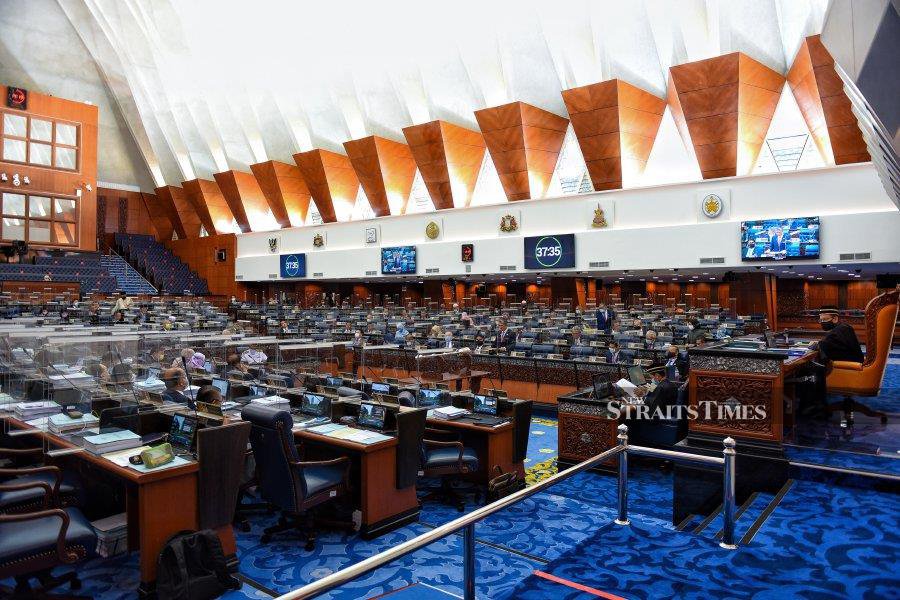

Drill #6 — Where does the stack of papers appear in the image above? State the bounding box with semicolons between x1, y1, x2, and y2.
92;513;128;557
49;412;99;433
251;396;290;406
430;406;469;420
83;430;142;455
616;378;639;398
307;423;392;444
134;379;165;393
14;401;62;419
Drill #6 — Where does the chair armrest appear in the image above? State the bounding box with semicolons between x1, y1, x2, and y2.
0;479;54;509
0;465;61;496
0;508;79;563
291;456;352;488
831;360;864;371
423;439;465;471
0;446;44;459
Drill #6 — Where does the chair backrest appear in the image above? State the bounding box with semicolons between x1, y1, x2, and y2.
862;288;899;373
242;404;302;512
395;408;427;488
197;421;251;530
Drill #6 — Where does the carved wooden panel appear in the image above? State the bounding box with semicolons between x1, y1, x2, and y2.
787;35;870;166
154;185;189;239
402;120;486;210
558;412;617;465
689;371;780;442
293;149;359;223
562;79;666;190
344;136;417;216
182;178;234;235
669;53;784;179
250;160;310;227
474;102;569;201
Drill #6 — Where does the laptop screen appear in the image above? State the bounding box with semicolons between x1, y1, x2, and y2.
211;377;229;397
628;365;646;386
371;382;391;394
473;394;498;416
301;393;329;416
169;414;198;450
250;385;268;397
204;361;213;373
358;402;386;430
417;388;444;408
325;376;343;387
146;367;160;381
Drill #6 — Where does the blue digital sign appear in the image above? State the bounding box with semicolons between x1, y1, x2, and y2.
381;246;417;274
279;253;306;278
524;234;576;270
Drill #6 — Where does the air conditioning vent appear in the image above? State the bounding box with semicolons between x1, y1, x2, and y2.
235;275;244;280
589;261;610;268
839;253;855;260
854;252;871;260
426;267;440;274
268;273;278;279
699;257;725;264
465;265;472;273
365;270;377;276
499;265;516;271
313;272;323;277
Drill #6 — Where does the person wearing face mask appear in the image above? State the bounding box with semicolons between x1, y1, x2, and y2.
811;307;863;363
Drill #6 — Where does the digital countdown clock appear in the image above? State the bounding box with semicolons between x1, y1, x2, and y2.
523;234;576;269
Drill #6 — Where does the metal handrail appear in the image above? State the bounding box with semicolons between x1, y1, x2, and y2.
276;425;736;600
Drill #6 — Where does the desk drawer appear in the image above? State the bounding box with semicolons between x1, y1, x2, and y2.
558;412;617;465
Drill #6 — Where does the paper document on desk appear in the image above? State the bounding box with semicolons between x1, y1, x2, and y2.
616;378;639;398
103;445;151;467
326;426;358;440
308;423;343;435
128;455;190;473
354;431;392;444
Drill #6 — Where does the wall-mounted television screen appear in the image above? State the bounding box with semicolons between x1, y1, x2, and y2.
524;234;576;270
740;217;820;261
381;246;417;274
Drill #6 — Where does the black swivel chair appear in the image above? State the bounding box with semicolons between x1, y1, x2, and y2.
419;428;480;511
241;404;352;549
0;482;96;598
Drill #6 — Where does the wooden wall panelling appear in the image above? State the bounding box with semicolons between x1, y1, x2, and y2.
0;87;98;251
153;185;188;239
402;120;486;210
668;53;784;179
140;192;174;241
293;149;360;223
182;178;234;235
164;185;201;239
787;34;870;165
165;233;245;298
249;160;310;227
562;79;666;190
96;188;155;237
474;102;569;201
343;136;417;216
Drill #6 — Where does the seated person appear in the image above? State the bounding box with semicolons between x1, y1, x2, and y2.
161;368;193;408
440;330;456;350
276;320;290;336
195;384;222;406
226;353;251;378
473;333;486;352
806;306;865;407
133;304;151;324
568;325;586;346
352;330;365;347
188;352;207;372
636;366;680;412
664;345;687;381
112;310;127;325
394;323;410;346
241;344;267;365
112;292;133;314
172;348;195;369
460;312;472;329
644;329;660;349
429;323;444;339
606;341;622;363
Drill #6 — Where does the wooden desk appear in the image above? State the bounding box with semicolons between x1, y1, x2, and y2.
293;428;419;538
424;417;523;483
555;391;619;471
1;416;235;598
399;371;489;393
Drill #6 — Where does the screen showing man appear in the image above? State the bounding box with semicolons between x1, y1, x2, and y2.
473;394;498;416
168;414;198;450
740;216;820;261
301;393;329;416
358;402;386;430
417;388;444;408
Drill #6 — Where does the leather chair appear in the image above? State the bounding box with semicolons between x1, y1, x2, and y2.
419;428;480;511
0;480;96;598
241;404;352;549
0;465;84;516
825;288;899;423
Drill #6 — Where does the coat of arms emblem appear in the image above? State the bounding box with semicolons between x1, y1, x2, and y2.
591;205;608;228
267;237;279;253
499;214;518;232
313;233;324;247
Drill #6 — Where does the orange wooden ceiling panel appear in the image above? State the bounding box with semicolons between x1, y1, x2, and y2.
562;79;664;190
154;185;188;239
293;149;359;222
668;53;783;179
474;101;568;201
213;171;250;232
786;35;869;166
183;178;234;235
140;191;174;241
344;136;416;216
250;160;310;227
182;179;215;235
402;120;485;209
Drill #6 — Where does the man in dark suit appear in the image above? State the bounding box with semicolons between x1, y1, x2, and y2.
606;341;621;364
493;318;516;352
804;306;865;413
768;226;786;253
595;304;615;333
639;366;680;413
161;367;194;409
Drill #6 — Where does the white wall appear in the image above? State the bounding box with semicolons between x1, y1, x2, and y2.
236;164;900;280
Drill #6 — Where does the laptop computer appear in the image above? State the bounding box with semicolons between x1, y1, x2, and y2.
211;377;230;398
416;388;446;409
292;393;331;427
325;376;343;388
357;402;386;431
370;382;392;395
470;395;506;426
168;413;199;455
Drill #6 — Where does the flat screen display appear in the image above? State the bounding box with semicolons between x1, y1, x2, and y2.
301;393;329;416
473;394;498;416
524;234;576;270
371;382;391;394
417;388;445;408
279;253;307;278
381;246;417;274
169;414;198;449
358;402;386;430
740;217;820;261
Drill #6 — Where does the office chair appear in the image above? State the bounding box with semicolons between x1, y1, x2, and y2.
0;480;96;598
398;391;417;407
0;464;84;516
419;428;480;511
241;404;352;549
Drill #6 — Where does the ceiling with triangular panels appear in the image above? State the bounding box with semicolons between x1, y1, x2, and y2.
39;0;847;232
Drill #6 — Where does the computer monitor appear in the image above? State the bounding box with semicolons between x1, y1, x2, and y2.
250;384;268;397
473;394;498;416
301;393;329;417
325;376;343;388
203;360;213;373
358;402;386;430
416;388;445;408
168;414;198;450
211;377;230;397
371;382;391;395
628;365;646;386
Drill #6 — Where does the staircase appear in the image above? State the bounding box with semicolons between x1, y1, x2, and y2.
113;233;208;296
99;254;157;295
